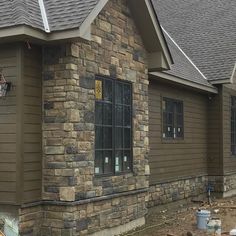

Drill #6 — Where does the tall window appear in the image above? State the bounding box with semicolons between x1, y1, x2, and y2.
95;76;132;175
162;98;183;139
231;97;236;155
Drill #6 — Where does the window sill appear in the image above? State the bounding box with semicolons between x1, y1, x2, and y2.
94;171;133;178
161;138;185;144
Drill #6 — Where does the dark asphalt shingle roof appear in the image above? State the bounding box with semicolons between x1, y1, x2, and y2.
152;0;236;82
0;0;99;32
44;0;99;31
163;30;214;88
0;0;44;30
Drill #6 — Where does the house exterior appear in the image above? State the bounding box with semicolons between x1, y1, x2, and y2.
0;0;235;235
149;0;236;203
0;0;173;235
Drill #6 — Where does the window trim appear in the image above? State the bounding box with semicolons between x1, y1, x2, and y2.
95;75;133;176
161;96;184;141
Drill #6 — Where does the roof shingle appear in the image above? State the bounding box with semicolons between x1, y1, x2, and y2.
0;0;99;32
163;29;214;88
43;0;99;32
152;0;236;81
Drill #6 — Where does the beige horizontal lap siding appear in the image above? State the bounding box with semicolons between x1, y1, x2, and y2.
222;84;236;173
23;45;42;203
149;79;208;185
0;45;18;204
207;89;223;176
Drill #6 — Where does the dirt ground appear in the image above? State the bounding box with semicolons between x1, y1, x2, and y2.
124;197;236;236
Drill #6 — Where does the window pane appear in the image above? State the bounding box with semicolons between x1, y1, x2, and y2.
116;105;123;126
166;126;173;138
95;102;103;125
115;127;123;149
124;106;131;127
104;79;112;102
166;100;173;112
123;151;131;171
104;127;112;149
115;151;122;173
95;126;103;149
177;114;183;127
176;127;183;138
104;103;112;125
104;151;112;174
176;102;183;113
95;151;103;174
116;82;123;104
167;112;173;125
124;84;131;105
124;128;131;148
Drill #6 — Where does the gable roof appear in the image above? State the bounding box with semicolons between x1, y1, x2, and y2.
0;0;99;33
151;28;217;93
152;0;236;83
0;0;173;72
43;0;99;32
0;0;44;31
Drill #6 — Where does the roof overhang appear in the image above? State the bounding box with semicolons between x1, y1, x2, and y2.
151;72;218;94
128;0;173;71
210;78;232;85
230;62;236;83
207;63;236;85
0;0;173;72
0;25;93;44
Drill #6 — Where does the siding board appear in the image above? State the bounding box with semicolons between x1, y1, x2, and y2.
0;45;17;204
149;79;208;185
222;85;236;172
23;45;42;203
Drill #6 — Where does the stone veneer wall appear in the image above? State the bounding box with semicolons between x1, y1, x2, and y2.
208;173;236;198
148;175;208;207
19;0;149;235
19;191;146;236
223;173;236;197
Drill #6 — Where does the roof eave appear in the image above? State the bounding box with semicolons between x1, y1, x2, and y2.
150;71;218;94
0;25;93;43
210;78;232;85
145;0;173;69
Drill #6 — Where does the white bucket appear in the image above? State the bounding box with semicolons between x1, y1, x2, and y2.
207;218;221;236
196;210;211;229
230;229;236;235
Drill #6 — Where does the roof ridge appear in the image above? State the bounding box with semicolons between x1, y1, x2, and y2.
161;26;209;81
38;0;50;32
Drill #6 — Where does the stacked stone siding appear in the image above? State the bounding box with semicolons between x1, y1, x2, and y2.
148;175;208;207
42;0;149;203
20;191;146;236
223;173;236;197
20;0;149;235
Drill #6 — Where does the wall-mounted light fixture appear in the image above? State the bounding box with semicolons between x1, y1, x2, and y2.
0;69;11;98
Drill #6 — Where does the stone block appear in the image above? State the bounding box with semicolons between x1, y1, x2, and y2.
99;20;111;32
45;146;65;155
68;109;80;122
59;187;76;201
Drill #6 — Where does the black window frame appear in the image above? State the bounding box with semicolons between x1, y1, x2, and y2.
94;75;133;176
162;97;184;140
231;96;236;156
